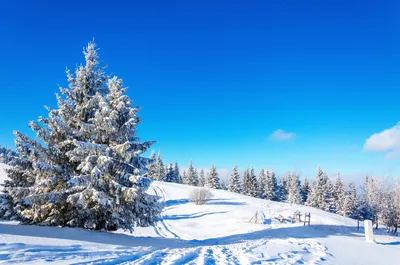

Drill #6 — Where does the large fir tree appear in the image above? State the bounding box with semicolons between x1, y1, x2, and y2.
0;42;161;231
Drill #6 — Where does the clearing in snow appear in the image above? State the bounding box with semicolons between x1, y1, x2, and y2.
0;164;399;264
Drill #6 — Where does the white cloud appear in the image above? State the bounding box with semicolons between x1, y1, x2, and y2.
268;129;296;141
364;123;400;159
364;123;400;160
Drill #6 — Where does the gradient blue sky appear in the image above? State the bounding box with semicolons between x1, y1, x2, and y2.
1;0;400;181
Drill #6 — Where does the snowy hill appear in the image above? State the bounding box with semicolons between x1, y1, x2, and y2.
0;163;399;264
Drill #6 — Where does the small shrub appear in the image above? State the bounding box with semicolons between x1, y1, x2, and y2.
189;188;213;205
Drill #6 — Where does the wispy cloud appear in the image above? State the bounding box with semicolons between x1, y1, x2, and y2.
268;129;296;141
364;123;400;160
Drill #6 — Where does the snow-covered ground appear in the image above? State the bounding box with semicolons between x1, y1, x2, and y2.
0;163;399;264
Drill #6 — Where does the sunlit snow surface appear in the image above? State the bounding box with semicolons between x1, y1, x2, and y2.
0;163;399;264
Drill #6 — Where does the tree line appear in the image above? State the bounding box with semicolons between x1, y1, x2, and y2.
149;155;400;233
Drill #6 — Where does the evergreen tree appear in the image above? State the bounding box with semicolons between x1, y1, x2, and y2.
277;175;289;202
228;164;241;193
0;133;36;220
0;145;18;164
0;42;161;231
198;169;206;187
342;183;358;218
182;170;188;185
174;162;181;184
257;169;266;198
379;183;397;230
220;181;228;190
165;163;178;183
325;179;336;212
184;160;197;186
333;174;346;215
359;176;380;221
146;151;157;179
242;168;250;195
193;168;199;186
301;177;310;204
265;169;278;201
206;164;220;189
306;167;329;210
287;172;302;205
155;152;165;181
247;167;258;197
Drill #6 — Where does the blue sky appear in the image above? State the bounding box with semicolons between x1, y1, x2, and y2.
1;0;400;181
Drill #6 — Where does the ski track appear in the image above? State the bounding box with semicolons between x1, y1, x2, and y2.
0;182;334;265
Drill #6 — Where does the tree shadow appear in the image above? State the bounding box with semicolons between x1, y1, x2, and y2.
165;199;190;207
378;241;400;246
206;199;246;206
164;211;228;220
0;222;372;249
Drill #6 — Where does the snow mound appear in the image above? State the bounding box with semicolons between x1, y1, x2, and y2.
0;163;399;264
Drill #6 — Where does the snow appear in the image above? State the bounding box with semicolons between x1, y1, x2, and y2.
0;163;9;185
0;164;399;264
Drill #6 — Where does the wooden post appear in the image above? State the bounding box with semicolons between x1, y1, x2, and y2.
304;213;310;226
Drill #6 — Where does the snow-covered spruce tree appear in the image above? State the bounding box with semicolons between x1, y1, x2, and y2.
182;170;188;184
0;145;18;164
379;183;396;231
333;174;346;215
325;179;336;212
155;152;165;181
206;164;220;189
247;167;258;197
183;160;197;186
287;172;302;205
265;169;278;201
277;174;289;202
2;42;161;231
393;184;400;233
174;162;181;184
359;176;380;222
306;167;329;210
0;132;38;220
165;163;177;183
220;180;228;190
193;168;199;187
198;169;206;187
241;168;250;195
228;164;241;193
342;183;358;218
146;151;157;179
301;177;310;204
257;169;266;198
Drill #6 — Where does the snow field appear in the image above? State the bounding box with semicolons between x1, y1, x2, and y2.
1;165;400;264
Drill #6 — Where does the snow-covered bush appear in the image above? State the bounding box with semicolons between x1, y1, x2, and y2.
190;188;213;205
